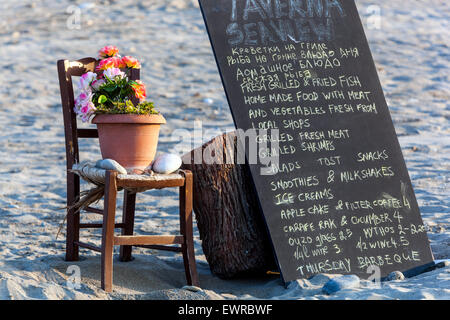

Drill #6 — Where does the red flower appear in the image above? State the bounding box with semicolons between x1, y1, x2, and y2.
131;80;146;101
121;56;141;69
96;57;116;71
113;57;126;69
98;45;119;58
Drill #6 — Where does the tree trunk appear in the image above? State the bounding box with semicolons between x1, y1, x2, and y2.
181;131;276;279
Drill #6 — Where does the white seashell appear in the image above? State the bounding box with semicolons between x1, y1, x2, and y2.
182;285;203;292
95;159;103;168
386;271;405;281
96;159;127;175
152;154;182;174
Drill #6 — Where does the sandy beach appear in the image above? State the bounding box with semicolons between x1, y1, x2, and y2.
0;0;448;299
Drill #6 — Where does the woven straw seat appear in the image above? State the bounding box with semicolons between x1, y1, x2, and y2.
72;162;185;192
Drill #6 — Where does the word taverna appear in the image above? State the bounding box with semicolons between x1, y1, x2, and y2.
227;0;347;44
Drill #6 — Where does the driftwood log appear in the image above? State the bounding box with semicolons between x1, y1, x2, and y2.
181;131;276;279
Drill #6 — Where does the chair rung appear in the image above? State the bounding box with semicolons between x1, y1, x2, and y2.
75;241;101;252
134;244;183;252
79;223;125;229
84;207;103;215
113;235;184;246
77;128;98;138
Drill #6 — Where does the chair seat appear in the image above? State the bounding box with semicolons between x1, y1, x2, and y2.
72;162;185;191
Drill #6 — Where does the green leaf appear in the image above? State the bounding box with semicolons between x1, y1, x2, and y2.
98;95;108;104
103;85;118;93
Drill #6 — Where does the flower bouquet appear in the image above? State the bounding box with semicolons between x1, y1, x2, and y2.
75;46;166;172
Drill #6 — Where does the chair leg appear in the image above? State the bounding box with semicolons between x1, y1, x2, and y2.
119;190;136;262
66;175;80;261
65;207;80;261
179;171;200;287
101;171;118;292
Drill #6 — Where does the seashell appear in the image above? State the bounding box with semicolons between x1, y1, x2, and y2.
322;275;360;295
386;271;405;281
182;285;203;293
95;159;103;168
151;153;182;174
96;159;127;175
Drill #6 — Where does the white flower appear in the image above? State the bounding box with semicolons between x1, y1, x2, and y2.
79;101;96;123
75;89;93;110
91;78;105;91
103;67;126;81
78;72;97;91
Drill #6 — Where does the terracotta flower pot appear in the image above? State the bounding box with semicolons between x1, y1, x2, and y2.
92;114;166;172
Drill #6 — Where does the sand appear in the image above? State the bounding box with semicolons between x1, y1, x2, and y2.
0;0;448;299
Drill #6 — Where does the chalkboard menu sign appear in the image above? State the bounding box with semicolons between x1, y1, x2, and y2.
199;0;434;283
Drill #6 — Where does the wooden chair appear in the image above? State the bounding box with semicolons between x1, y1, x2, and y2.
57;57;199;292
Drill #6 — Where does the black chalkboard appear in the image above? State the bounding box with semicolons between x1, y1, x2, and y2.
199;0;434;283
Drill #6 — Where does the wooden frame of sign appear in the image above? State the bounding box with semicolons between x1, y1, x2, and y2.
198;0;434;285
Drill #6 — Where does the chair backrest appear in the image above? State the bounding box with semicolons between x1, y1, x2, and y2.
57;57;140;202
57;57;140;168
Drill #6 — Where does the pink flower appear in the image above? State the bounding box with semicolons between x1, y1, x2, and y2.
96;56;126;71
80;105;89;114
74;99;95;116
81;114;91;123
98;45;119;59
121;56;141;69
91;78;105;91
79;101;96;123
96;57;116;71
78;72;97;90
103;67;126;80
113;57;126;69
75;88;93;112
78;91;91;101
